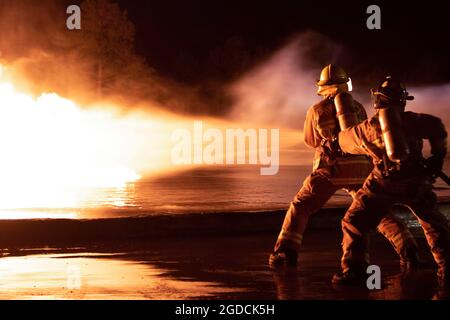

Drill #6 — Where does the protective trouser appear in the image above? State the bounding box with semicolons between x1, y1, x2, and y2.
274;169;418;263
341;174;450;273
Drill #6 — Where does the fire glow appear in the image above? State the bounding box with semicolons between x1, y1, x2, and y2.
0;65;166;212
0;64;303;217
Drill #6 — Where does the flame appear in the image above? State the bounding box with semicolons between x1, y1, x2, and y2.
0;65;175;212
0;64;305;217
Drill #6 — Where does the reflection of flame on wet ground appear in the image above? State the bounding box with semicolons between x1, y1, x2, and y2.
0;253;244;300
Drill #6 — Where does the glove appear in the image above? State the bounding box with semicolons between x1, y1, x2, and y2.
424;155;444;177
321;137;341;155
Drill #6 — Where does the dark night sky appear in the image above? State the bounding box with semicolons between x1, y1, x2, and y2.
116;0;450;86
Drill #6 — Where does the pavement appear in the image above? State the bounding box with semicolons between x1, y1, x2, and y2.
0;228;448;300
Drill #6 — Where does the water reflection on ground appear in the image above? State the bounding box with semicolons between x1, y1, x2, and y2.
0;253;244;300
0;232;448;300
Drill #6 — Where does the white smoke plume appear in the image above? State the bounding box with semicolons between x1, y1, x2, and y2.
229;32;347;128
230;31;450;135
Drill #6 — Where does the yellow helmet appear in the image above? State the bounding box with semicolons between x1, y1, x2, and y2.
317;64;350;86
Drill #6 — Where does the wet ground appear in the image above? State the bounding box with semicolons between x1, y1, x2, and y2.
0;229;448;300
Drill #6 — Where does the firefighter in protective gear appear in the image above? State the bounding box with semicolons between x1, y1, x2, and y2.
333;76;450;288
269;66;418;269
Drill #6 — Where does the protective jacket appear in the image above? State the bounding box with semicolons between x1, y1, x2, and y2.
339;111;447;180
304;97;371;186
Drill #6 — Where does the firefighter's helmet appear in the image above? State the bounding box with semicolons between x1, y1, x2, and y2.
371;76;414;109
316;64;350;86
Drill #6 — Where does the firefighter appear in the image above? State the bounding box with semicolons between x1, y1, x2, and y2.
333;76;450;288
269;65;418;270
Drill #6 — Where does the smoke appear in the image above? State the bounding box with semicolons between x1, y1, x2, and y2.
408;84;450;119
0;0;207;114
227;32;354;164
227;31;450;165
229;32;336;128
1;0;449;170
0;0;87;98
229;31;450;134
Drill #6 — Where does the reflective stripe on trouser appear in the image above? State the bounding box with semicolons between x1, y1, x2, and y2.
377;215;418;262
274;168;418;258
274;169;338;252
341;181;450;273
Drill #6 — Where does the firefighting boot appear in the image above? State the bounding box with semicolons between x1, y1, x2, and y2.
269;249;298;269
332;270;367;287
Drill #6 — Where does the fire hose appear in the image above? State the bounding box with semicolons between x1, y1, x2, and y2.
438;171;450;186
